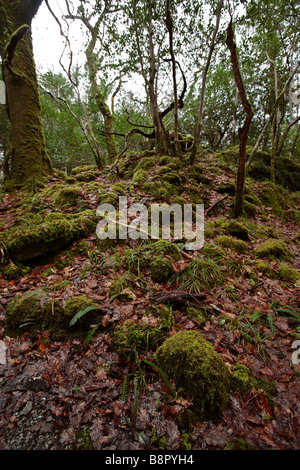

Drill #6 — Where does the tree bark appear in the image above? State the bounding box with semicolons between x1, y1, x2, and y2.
0;0;52;189
226;21;253;218
166;0;181;157
190;0;223;163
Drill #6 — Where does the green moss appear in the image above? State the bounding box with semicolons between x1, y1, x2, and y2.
202;243;226;259
184;185;203;204
258;182;295;219
0;210;97;262
5;288;49;335
213;182;236;195
53;186;82;207
154;330;230;418
141;181;164;197
111;182;128;196
204;221;215;239
255;260;277;279
243;200;257;218
146;304;174;329
185;306;207;328
278;263;300;283
230;363;276;401
227;220;249;241
254;239;293;261
72;429;94;450
71;165;98;182
108;275;135;301
225;438;254;450
0;262;31;280
133;168;148;184
150;256;175;283
63;296;98;330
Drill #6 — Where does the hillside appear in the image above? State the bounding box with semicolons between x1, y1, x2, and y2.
0;148;299;451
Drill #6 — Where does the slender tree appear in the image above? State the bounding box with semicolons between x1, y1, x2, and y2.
0;0;52;189
226;20;253;217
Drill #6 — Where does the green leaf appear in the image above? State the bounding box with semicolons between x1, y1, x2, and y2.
69;305;98;327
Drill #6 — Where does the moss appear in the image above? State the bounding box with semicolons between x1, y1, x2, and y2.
227;220;249;241
0;210;97;262
146;304;174;329
258;182;295;219
63;296;98;330
150;256;175;283
213;182;236;196
53;186;82;207
184;185;203;204
159;156;173;166
255;261;277;279
278;263;300;283
243;200;257;218
0;262;31;280
225;438;254;450
254;239;293;261
161;171;182;187
154;330;230;418
173;196;188;207
204;221;215;239
230;363;276;401
72;428;94;450
111;182;128;196
141;181;164;197
232;239;248;253
71;165;98;182
202;243;226;259
54;251;74;269
185;306;207;328
133;168;148;184
118;152;140;178
108;275;135;301
5;288;49;335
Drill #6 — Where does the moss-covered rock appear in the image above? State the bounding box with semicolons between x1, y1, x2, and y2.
71;165;98;182
108;275;135;301
258;182;295;219
230;363;276;400
154;330;230;417
53;186;82;207
0;210;97;262
0;262;31;280
63;296;98;330
133;168;148;184
150;256;175;283
278;263;300;283
255;260;277;279
4;290;99;338
227;220;249;241
202;243;226;259
5;288;49;335
254;239;293;261
216;235;248;254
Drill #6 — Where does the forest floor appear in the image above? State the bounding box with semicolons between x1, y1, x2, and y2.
0;150;299;451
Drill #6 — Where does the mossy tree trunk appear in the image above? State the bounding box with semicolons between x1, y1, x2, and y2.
0;0;52;189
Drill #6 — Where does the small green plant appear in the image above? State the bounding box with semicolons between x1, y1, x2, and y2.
175;257;224;293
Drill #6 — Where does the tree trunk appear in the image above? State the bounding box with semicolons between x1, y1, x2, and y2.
190;0;223;163
0;0;52;189
166;0;181;158
226;21;253;218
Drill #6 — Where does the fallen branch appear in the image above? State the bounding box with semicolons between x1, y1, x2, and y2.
205;194;229;216
149;291;207;307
